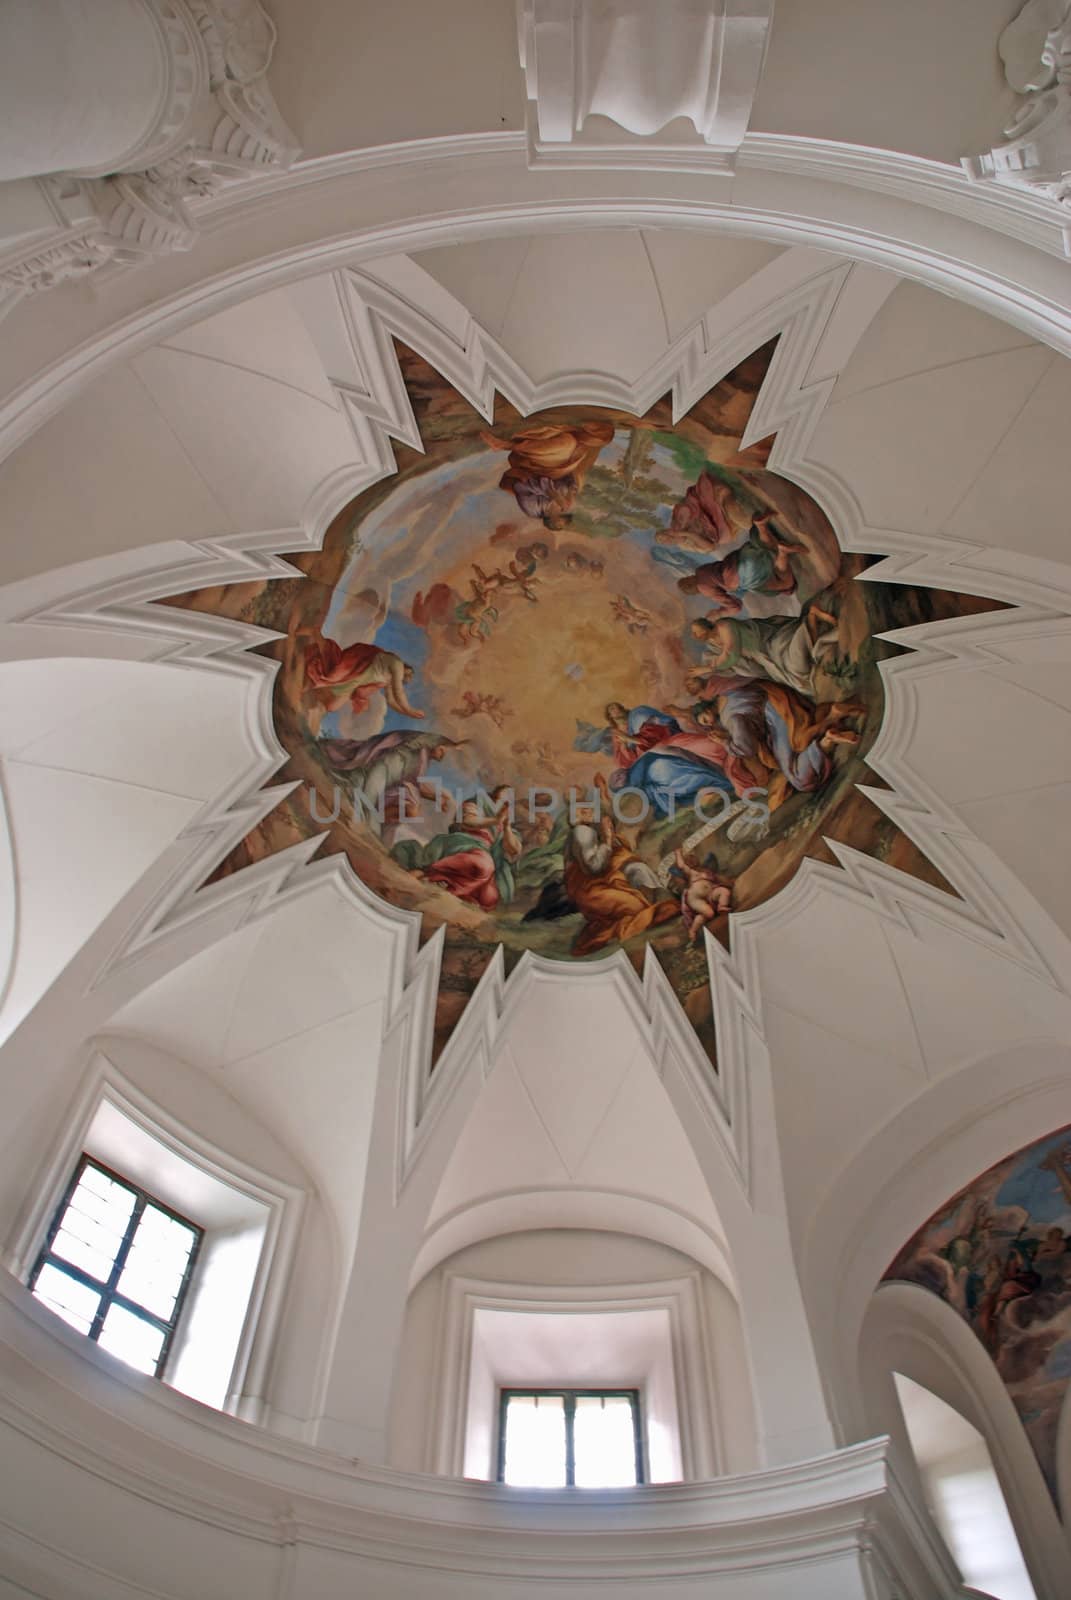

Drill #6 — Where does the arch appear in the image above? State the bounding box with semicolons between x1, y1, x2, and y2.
2;138;1071;475
862;1282;1071;1596
799;1041;1071;1441
412;1190;736;1292
893;1372;1035;1600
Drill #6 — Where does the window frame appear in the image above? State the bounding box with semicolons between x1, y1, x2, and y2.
28;1152;204;1379
496;1386;646;1487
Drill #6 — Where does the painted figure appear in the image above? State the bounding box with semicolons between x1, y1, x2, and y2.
481;420;615;528
303;633;424;719
451;690;512;728
610;593;655;634
661;471;752;553
393;792;521;910
579;703;754;818
317;729;460;839
710;683;862;809
564;775;679;954
687;603;840;700
672;847;733;943
676;514;806;614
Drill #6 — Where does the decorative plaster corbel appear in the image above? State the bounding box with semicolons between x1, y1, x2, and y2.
964;0;1071;248
0;0;299;299
517;0;774;172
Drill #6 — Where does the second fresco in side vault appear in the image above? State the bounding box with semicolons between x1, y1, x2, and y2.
162;341;999;1066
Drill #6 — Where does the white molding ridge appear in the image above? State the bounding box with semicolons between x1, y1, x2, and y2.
517;0;773;173
0;1268;964;1598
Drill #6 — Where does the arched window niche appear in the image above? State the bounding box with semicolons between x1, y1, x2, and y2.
861;1283;1071;1600
389;1227;758;1484
893;1372;1034;1600
4;1047;305;1418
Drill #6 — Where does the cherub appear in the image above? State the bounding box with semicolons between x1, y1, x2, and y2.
452;690;511;727
672;847;732;944
610;594;654;635
535;740;566;778
564;550;605;578
455;571;500;643
471;543;547;604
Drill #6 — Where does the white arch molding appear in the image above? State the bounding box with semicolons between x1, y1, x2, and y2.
1;135;1071;465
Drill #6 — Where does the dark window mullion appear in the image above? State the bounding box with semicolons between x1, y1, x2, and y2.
29;1154;93;1292
107;1289;173;1336
88;1191;145;1342
154;1225;202;1376
498;1388;644;1487
564;1391;576;1487
35;1254;109;1299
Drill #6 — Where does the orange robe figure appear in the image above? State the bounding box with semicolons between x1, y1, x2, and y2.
564;827;678;956
481;420;615;527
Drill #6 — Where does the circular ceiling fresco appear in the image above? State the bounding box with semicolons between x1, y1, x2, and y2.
163;342;998;1066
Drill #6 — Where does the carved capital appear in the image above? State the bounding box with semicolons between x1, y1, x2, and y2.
518;0;774;172
185;0;300;174
0;230;117;298
3;0;299;302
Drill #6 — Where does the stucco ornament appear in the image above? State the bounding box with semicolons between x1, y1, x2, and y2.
189;0;278;86
999;0;1071;93
964;0;1071;232
1;0;298;300
518;0;774;170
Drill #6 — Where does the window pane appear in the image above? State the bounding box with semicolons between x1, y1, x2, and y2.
50;1167;136;1285
116;1204;197;1320
97;1302;165;1376
573;1395;639;1487
502;1395;567;1487
32;1262;102;1336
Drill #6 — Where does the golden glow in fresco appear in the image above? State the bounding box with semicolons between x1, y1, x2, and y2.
161;342;1000;1066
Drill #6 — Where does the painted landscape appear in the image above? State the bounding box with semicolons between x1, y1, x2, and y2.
160;342;999;1066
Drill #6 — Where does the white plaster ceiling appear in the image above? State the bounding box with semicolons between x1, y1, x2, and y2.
412;232;786;375
0;285;365;585
426;977;728;1265
109;884;394;1259
1;224;1070;1371
0;658;258;1040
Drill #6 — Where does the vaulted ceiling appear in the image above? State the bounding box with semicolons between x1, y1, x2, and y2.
2;4;1071;1537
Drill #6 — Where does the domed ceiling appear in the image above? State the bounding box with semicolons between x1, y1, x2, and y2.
161;340;999;1064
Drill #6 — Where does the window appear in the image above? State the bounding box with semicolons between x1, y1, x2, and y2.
29;1155;202;1379
497;1389;644;1487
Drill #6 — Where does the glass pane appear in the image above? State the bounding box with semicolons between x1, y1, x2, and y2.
116;1203;197;1321
502;1394;567;1487
573;1395;640;1487
50;1166;135;1286
32;1262;101;1336
97;1302;165;1376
